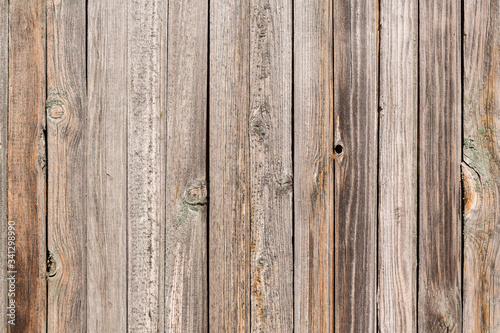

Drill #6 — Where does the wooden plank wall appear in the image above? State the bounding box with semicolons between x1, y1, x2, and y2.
1;0;500;332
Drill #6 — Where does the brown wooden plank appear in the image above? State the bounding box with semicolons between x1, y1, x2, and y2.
249;0;293;331
293;0;334;331
126;0;164;331
378;0;418;331
46;0;86;331
87;0;128;331
462;0;500;331
418;0;462;330
333;0;378;331
0;0;8;330
164;0;208;331
7;0;46;331
209;0;251;331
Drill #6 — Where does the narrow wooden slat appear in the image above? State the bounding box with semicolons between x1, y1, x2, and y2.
87;0;127;330
0;0;7;330
378;0;417;331
164;0;208;331
418;0;462;330
462;0;500;331
209;0;251;330
333;0;378;331
249;0;293;331
46;0;86;331
127;0;164;331
294;0;334;331
7;0;46;331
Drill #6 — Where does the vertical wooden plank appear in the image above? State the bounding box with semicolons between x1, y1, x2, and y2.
7;0;46;331
333;0;378;331
462;0;500;331
418;0;462;330
294;0;334;331
0;0;7;330
249;0;293;331
46;0;86;331
209;0;251;331
164;0;208;331
127;0;164;331
87;0;127;330
378;0;417;331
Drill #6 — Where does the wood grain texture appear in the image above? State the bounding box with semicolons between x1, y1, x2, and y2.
333;0;378;331
209;0;251;331
462;0;500;331
7;0;46;331
0;0;7;331
46;0;86;331
164;0;208;331
418;0;462;331
378;0;417;331
127;0;164;331
87;0;127;331
293;0;334;331
249;0;293;331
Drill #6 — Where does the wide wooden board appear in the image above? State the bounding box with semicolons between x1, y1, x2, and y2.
418;0;462;330
333;0;378;331
378;0;418;331
462;0;500;331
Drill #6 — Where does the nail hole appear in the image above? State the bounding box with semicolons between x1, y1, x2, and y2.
334;145;344;154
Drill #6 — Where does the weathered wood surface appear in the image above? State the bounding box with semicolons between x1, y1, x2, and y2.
378;0;418;331
294;0;334;331
418;0;462;331
0;0;7;331
127;0;164;331
4;1;500;332
8;0;46;332
46;0;87;331
250;0;293;332
87;0;128;331
333;0;378;331
164;0;208;331
463;0;500;331
209;0;251;331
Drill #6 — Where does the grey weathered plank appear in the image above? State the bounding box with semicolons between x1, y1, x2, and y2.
0;0;7;331
164;0;208;331
127;0;164;331
209;0;251;331
378;0;418;331
8;0;46;331
249;0;293;331
294;0;334;331
333;0;378;331
87;0;127;331
418;0;462;331
46;0;87;331
462;0;500;331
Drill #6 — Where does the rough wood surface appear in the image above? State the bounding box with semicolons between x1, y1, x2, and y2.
462;0;500;331
333;0;378;331
378;0;418;331
87;0;127;331
127;0;164;331
249;0;293;331
46;0;86;331
0;0;7;331
209;0;251;331
418;0;462;331
164;0;208;331
293;0;334;331
7;0;46;331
